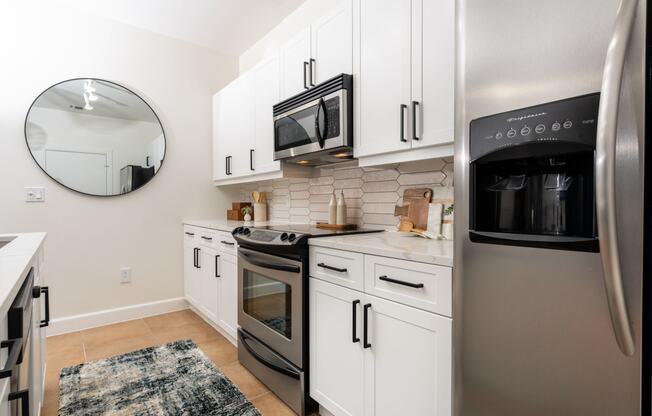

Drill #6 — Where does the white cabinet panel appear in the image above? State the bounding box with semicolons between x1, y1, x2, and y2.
253;57;281;175
356;0;412;157
310;278;364;416
280;28;311;99
411;0;454;148
183;229;202;307
200;248;219;323
218;253;238;339
363;293;452;416
311;2;352;85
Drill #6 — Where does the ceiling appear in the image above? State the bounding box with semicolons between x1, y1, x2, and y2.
53;0;306;56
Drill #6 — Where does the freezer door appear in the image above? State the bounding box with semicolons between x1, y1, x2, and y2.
454;0;645;415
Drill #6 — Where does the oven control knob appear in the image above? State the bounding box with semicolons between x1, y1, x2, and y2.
280;232;289;241
234;227;242;234
243;228;250;236
288;233;296;242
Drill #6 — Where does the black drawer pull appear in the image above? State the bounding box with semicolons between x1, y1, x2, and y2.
352;300;360;343
317;263;347;273
201;236;213;241
221;240;235;246
0;339;22;379
8;389;29;416
378;275;424;289
38;286;50;327
363;303;372;349
185;232;195;236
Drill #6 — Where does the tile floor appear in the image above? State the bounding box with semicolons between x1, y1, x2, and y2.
42;309;297;416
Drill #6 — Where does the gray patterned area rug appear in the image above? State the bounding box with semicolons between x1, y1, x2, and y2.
59;339;261;416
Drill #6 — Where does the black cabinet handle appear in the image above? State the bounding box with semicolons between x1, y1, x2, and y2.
185;232;195;236
8;389;29;416
378;275;424;289
303;61;309;89
226;156;232;175
250;149;255;171
352;300;360;343
0;339;22;379
196;248;201;269
201;236;213;241
193;248;198;268
309;58;316;86
363;303;372;348
215;255;221;278
412;101;420;141
39;286;50;327
317;263;347;273
400;104;408;142
221;240;235;246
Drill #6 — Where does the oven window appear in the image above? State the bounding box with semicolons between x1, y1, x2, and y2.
243;270;292;339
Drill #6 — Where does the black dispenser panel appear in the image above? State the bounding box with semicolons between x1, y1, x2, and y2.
469;94;600;252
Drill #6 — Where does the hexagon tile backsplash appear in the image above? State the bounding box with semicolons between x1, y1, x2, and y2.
238;157;454;230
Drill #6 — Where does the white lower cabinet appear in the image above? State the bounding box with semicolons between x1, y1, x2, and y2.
310;275;452;416
183;226;238;341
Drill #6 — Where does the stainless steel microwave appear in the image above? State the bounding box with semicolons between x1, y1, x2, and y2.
273;74;353;165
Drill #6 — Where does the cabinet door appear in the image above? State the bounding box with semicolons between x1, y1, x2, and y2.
310;278;364;416
184;243;200;306
311;1;352;85
200;248;220;323
363;294;452;416
411;0;454;148
252;57;281;175
280;28;311;99
356;0;412;157
218;252;238;339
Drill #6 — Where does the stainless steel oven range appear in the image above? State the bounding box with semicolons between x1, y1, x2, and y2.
232;224;382;415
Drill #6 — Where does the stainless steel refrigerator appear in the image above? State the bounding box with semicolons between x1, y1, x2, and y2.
454;0;648;415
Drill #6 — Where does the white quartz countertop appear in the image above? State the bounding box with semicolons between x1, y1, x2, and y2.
308;231;454;267
0;232;46;317
183;219;288;233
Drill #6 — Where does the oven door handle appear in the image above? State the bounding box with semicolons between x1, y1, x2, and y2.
239;331;301;380
240;252;301;273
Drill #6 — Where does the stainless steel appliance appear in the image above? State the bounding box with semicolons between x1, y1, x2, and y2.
273;74;353;165
232;224;382;415
119;165;155;194
455;0;648;414
1;268;50;416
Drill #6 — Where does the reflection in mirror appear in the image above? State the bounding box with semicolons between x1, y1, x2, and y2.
25;79;165;196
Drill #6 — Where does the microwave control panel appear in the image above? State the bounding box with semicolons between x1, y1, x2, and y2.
469;93;600;161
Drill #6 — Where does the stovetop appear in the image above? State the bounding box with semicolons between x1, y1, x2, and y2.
232;224;383;248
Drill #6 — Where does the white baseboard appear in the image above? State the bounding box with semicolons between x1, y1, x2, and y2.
46;297;189;337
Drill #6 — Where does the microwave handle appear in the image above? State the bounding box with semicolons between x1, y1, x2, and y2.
315;98;327;149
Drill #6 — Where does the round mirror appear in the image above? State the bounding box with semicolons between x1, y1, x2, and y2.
25;78;165;196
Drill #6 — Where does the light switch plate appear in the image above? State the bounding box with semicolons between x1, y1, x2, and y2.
25;187;45;202
120;267;132;283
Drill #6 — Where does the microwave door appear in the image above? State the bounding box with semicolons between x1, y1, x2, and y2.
275;103;320;155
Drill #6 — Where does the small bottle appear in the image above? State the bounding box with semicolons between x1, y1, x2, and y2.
329;191;337;225
336;190;347;225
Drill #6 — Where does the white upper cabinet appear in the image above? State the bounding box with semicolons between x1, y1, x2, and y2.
354;0;455;165
280;0;353;100
311;2;353;85
280;28;312;99
356;0;412;157
252;57;281;175
411;0;454;149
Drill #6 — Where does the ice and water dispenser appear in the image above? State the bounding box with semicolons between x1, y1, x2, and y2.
469;93;600;252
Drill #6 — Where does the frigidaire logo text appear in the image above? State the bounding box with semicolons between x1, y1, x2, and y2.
506;112;547;122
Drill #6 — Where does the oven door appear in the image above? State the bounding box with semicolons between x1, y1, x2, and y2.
274;89;346;160
237;247;303;367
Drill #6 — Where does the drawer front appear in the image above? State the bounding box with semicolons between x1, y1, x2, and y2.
197;229;217;248
184;226;200;244
309;246;364;291
216;231;237;254
364;255;452;316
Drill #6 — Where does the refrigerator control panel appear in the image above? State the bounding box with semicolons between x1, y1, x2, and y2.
469;93;600;161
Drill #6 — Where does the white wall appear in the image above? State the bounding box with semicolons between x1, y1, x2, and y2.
0;1;240;321
239;0;344;73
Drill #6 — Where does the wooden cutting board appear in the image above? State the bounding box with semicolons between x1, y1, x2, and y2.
394;188;433;230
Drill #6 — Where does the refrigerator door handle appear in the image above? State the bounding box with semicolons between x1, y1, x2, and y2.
595;0;638;357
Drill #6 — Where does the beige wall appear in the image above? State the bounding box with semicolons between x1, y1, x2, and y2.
0;2;239;319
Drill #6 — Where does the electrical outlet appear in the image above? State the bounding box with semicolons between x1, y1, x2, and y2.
120;267;132;284
25;187;45;202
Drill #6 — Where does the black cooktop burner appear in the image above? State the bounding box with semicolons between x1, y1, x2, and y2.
232;224;383;249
